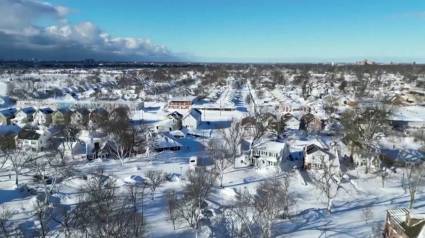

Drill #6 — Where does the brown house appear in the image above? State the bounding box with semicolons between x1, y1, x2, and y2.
384;209;425;238
168;96;197;110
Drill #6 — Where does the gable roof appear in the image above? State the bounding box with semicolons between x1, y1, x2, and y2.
305;144;334;158
74;107;90;115
184;108;202;120
169;96;197;102
18;128;41;140
0;108;16;119
253;140;288;154
168;111;183;120
20;107;36;115
38;108;54;114
153;133;183;149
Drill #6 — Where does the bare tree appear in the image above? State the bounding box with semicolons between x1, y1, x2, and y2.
361;206;374;225
340;106;389;173
165;190;178;230
221;120;243;168
380;168;389;188
221;189;256;237
208;139;230;188
104;107;135;165
253;176;294;237
125;184;147;237
52;205;73;238
313;157;341;213
33;197;52;238
71;171;146;237
8;148;34;186
145;170;164;200
404;163;425;209
0;206;16;238
53;124;79;162
241;114;269;166
0;134;16;169
175;169;217;233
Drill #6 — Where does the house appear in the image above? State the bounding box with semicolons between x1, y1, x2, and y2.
303;144;339;170
168;96;198;110
380;149;425;167
0;96;15;108
71;108;90;127
182;108;202;130
0;108;16;125
152;133;183;152
279;103;310;115
389;106;425;131
0;82;10;96
282;114;300;130
88;108;109;128
12;107;35;127
250;140;290;167
33;108;54;126
16;127;51;152
71;129;108;159
384;208;425;238
154;111;183;132
52;108;72;125
299;113;322;133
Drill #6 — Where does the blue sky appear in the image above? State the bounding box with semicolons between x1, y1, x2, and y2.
3;0;425;62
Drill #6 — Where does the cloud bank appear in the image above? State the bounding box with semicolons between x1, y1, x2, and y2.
0;0;176;61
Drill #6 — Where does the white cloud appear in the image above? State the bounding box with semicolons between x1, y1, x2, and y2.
0;0;175;60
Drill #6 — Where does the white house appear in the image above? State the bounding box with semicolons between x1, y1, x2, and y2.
182;108;202;130
12;107;35;127
303;144;339;170
389;106;425;130
16;127;51;152
152;133;183;152
282;114;300;130
250;140;290;167
154;111;183;132
67;129;108;160
0;109;16;126
33;108;54;126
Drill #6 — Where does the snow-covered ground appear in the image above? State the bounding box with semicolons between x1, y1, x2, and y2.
1;67;425;237
1;149;423;237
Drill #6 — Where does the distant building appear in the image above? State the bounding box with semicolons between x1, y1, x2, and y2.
52;108;72;125
12;107;35;127
384;208;425;238
0;82;10;96
168;96;197;110
33;108;54;126
0;108;16;126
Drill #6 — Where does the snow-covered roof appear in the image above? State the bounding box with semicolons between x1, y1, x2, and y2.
253;140;288;153
184;108;202;120
169;96;197;102
389;106;425;122
153;133;183;149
